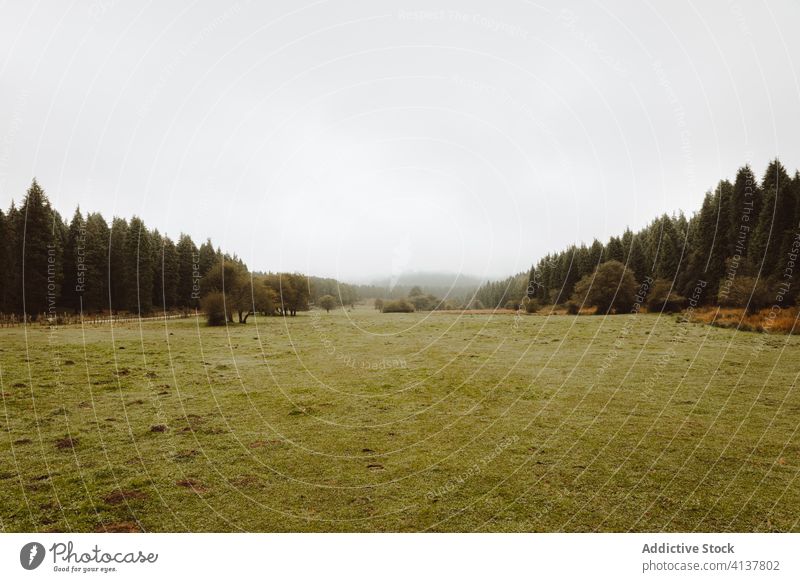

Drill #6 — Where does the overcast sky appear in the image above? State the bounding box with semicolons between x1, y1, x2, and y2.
1;0;799;282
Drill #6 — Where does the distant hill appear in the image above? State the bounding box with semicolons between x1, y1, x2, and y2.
354;271;482;300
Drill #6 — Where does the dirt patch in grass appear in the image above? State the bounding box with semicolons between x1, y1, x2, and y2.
248;439;285;448
176;478;208;493
103;489;149;505
231;475;262;488
55;436;77;450
174;449;198;461
95;521;141;533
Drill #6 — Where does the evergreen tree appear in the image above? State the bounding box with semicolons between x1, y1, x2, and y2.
654;216;681;281
198;238;217;277
0;210;12;313
526;265;536;298
17;180;61;319
176;234;198;307
627;233;650;284
108;217;129;313
3;203;21;313
124;216;154;313
750;159;790;276
606;236;624;263
154;234;179;309
61;208;85;312
82;213;110;312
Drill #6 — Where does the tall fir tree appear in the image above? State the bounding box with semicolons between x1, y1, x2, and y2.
176;234;198;307
0;210;11;313
153;232;179;310
198;238;217;277
123;216;154;313
17;180;61;319
61;208;85;312
108;217;129;313
82;213;110;312
750;159;790;276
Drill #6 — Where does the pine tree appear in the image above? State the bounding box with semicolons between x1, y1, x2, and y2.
728;166;759;271
198;238;217;277
0;210;10;313
653;216;681;281
176;234;198;307
61;208;85;312
715;180;734;258
124;216;154;313
626;233;650;284
108;217;129;313
605;236;624;263
3;203;21;313
153;233;179;309
526;265;536;298
82;213;110;312
750;159;790;277
17;180;61;319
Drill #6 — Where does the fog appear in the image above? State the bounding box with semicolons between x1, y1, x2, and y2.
1;0;799;282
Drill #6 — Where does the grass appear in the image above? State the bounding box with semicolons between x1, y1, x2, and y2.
1;307;799;532
692;306;800;334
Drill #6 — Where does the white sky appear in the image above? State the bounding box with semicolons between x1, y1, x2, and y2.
1;0;799;282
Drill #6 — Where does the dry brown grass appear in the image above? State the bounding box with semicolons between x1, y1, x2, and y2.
691;306;800;334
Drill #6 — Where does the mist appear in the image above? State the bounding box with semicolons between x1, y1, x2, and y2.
2;0;799;282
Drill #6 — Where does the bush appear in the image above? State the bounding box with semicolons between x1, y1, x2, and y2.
718;276;771;315
564;300;580;315
646;279;686;313
405;293;440;311
382;299;415;313
318;295;337;313
572;260;638;314
524;298;540;313
201;291;229;326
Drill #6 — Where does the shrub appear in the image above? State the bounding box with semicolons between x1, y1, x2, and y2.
410;293;438;311
382;299;415;313
572;260;638;314
524;298;540;313
564;300;580;315
718;276;771;315
646;279;686;313
201;291;229;326
318;295;337;313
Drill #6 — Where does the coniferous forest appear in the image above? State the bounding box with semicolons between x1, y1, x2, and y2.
3;159;799;326
476;160;800;319
0;179;359;323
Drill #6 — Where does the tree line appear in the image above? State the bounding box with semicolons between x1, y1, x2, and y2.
476;160;800;314
0;180;357;324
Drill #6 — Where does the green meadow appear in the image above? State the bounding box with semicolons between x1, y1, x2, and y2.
1;308;798;532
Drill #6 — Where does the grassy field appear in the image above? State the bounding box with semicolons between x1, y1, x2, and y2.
1;307;799;532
